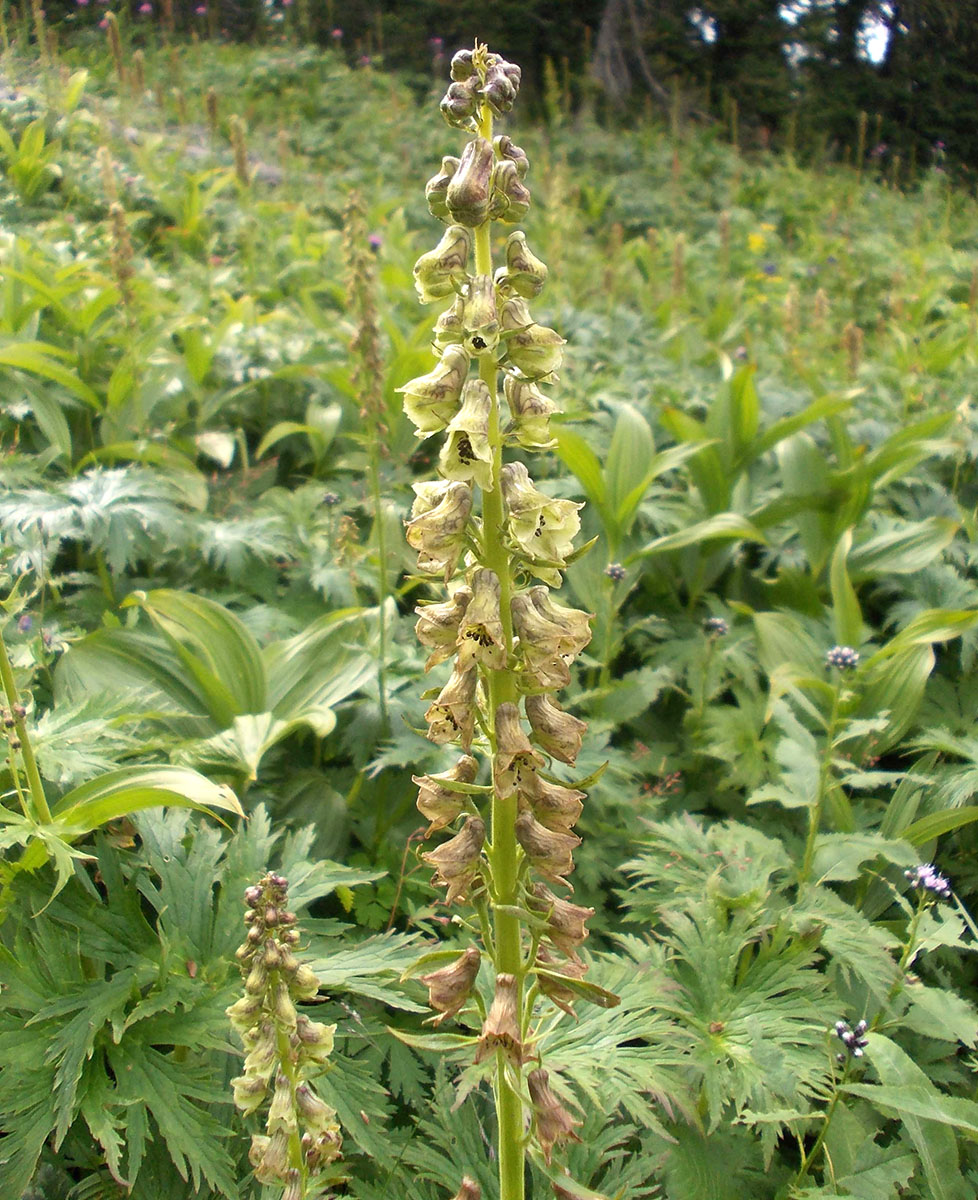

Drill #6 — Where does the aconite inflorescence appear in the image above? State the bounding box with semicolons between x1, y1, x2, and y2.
399;42;611;1200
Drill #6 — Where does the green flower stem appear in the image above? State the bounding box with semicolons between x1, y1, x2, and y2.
798;680;842;885
474;99;526;1200
0;625;51;824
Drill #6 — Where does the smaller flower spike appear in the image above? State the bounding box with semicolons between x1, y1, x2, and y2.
414;754;479;835
415;586;473;671
525;693;587;765
406;480;473;579
420;946;482;1023
528;1069;582;1163
475;972;525;1066
424;663;478;748
422;814;486;904
516;810;580;886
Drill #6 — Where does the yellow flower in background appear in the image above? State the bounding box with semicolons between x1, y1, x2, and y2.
748;231;766;253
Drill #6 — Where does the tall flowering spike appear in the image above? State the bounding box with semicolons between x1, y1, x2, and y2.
401;43;596;1195
228;873;342;1187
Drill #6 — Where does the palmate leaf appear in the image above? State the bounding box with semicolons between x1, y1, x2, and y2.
107;1042;237;1196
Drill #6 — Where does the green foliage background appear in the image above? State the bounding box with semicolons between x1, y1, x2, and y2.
1;20;978;1200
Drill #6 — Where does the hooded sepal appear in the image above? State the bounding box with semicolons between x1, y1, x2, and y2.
501;462;582;577
495;231;548;299
439;378;494;491
421;814;486;904
475;972;525;1066
493;700;545;797
460;274;500;358
528;883;594;959
424;662;478;749
397;344;470;436
406;479;473;579
525;693;587;765
426;155;460;222
504;375;557;449
528;1068;582;1164
457;567;507;670
447;136;495;227
518;770;584;833
500;297;564;379
413;225;472;303
516;810;580;886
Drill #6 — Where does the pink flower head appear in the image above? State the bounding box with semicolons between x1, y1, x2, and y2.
99;15;108;26
331;27;342;38
138;2;151;12
76;0;90;8
195;3;206;13
429;36;443;48
368;232;382;250
359;54;371;67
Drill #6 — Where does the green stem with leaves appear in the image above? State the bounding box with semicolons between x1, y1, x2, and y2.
799;678;843;885
0;624;51;823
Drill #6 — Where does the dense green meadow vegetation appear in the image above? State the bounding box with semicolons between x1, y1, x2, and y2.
4;21;978;1200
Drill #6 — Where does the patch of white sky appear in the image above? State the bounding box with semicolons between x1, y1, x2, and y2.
688;2;892;63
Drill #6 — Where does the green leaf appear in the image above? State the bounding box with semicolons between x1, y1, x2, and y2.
0;340;99;408
865;609;978;666
52;765;242;830
127;588;267;724
841;1033;970;1200
606;402;654;526
387;1027;479;1054
900;805;978;846
532;966;620;1008
829;529;862;648
810;832;915;882
265;605;378;716
632;512;766;559
848;517;959;577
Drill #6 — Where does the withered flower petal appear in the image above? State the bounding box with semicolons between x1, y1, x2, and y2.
415;586;473;670
422;815;486;905
424;663;478;749
516;810;580;885
420;945;482;1023
413;754;479;835
528;1068;582;1163
525;693;587;765
475;972;525;1066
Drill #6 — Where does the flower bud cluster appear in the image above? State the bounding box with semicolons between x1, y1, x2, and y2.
904;862;951;900
834;1018;868;1061
825;644;859;671
401;42;596;1178
227;873;342;1188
